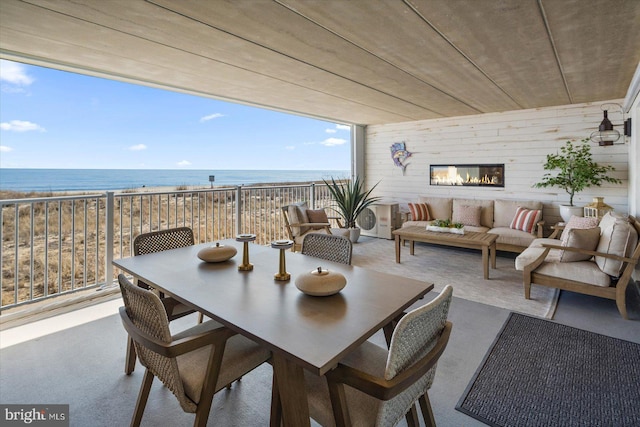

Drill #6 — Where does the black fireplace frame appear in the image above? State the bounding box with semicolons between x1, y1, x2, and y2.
429;164;505;187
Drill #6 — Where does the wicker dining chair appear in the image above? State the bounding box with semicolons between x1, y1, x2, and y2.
124;227;206;374
301;233;353;265
273;285;453;427
118;275;271;427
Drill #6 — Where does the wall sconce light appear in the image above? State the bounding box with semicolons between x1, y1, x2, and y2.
589;103;632;146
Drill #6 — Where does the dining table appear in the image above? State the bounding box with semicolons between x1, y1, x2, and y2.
113;238;434;426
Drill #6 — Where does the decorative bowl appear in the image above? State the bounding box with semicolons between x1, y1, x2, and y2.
294;267;346;296
197;242;237;262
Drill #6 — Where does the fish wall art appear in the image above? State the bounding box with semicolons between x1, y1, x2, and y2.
390;142;412;175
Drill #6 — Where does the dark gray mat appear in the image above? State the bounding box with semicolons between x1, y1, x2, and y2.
456;312;640;427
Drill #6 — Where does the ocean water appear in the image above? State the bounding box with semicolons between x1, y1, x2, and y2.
0;169;350;192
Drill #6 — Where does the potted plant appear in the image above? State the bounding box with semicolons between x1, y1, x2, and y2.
323;176;381;242
533;139;621;221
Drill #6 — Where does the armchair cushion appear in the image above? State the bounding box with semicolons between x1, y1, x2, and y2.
560;227;601;262
560;215;599;243
288;203;310;235
595;212;638;277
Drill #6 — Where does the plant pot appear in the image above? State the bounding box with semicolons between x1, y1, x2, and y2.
559;204;583;222
348;227;361;243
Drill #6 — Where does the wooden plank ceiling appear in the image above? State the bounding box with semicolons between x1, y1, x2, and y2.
1;0;639;125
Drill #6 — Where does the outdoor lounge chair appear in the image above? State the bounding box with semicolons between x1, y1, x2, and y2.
282;202;348;252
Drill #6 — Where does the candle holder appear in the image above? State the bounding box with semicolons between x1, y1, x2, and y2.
236;234;257;271
271;240;294;280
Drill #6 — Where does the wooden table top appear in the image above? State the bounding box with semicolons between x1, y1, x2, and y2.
113;239;433;375
394;225;498;246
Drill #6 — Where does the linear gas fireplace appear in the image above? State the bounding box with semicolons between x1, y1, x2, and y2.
430;164;504;187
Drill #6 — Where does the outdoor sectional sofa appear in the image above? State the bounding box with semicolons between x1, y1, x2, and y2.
402;196;544;253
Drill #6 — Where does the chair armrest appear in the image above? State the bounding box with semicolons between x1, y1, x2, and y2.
541;243;638;264
326;322;452;401
119;307;234;358
548;223;564;239
535;220;545;238
523;247;551;277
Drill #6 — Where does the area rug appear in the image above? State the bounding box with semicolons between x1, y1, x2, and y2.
456;313;640;426
352;237;559;318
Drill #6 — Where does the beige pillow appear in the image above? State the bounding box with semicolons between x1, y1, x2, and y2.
560;227;601;262
287;203;309;235
595;213;638;277
560;215;599;243
452;205;482;227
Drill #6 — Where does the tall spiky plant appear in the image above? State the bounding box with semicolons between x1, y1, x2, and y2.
323;177;381;228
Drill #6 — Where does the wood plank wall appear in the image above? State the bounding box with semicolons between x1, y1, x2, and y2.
364;100;629;230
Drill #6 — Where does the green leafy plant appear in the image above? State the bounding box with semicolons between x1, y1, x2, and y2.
432;219;463;228
533;139;622;206
323;177;381;228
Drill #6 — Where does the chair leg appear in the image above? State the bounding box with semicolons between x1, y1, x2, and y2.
405;404;420;427
131;369;154;427
419;393;436;427
125;336;137;375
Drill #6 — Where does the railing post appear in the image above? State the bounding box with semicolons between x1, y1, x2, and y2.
104;191;115;288
310;183;316;208
235;186;242;236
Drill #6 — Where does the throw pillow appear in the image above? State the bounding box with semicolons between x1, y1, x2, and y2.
509;207;542;234
287;203;309;235
452;205;481;227
595;213;638;277
560;227;601;262
560;215;599;244
408;202;430;221
306;209;329;230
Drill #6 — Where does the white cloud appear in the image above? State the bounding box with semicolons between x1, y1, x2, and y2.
177;160;192;166
336;124;350;131
285;145;295;150
320;137;347;147
128;144;147;151
200;113;224;122
325;128;337;134
0;120;45;132
0;146;13;152
0;60;34;86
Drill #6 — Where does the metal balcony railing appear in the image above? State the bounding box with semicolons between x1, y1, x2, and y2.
0;183;340;310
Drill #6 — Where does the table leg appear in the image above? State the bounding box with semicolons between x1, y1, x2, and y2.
410;240;415;255
482;245;489;280
272;353;310;427
395;234;401;263
490;242;496;269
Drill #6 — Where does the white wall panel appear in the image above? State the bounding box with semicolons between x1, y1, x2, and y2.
365;100;630;230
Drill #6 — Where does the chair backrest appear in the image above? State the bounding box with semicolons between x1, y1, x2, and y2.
301;233;353;265
281;202;309;239
133;227;194;289
377;285;453;426
118;274;195;412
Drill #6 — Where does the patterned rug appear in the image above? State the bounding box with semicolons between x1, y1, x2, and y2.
456;313;640;426
351;236;558;318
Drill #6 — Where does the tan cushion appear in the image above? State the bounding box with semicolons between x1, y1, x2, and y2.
408;202;430;221
510;207;542;234
494;199;543;228
535;261;612;287
560;215;599;242
595;212;638;277
306;209;329;230
488;227;537;248
560;227;601;262
453;199;494;228
288;203;309;236
418;197;452;221
515;245;561;270
452;204;482;227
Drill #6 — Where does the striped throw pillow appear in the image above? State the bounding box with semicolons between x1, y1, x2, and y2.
510;207;542;234
408;202;430;221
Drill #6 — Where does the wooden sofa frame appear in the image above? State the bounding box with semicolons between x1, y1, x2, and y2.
523;221;640;319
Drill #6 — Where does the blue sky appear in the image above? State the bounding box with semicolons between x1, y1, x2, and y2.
0;59;351;170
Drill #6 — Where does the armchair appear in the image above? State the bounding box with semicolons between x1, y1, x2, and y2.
282;202;348;252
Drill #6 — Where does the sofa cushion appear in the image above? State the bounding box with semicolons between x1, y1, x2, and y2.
595;212;638;277
560;215;599;242
453;199;494;228
488;227;538;249
494;199;543;228
560;227;601;262
408;202;430;221
418;197;452;221
510;207;542;234
288;202;309;235
452;204;482;227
